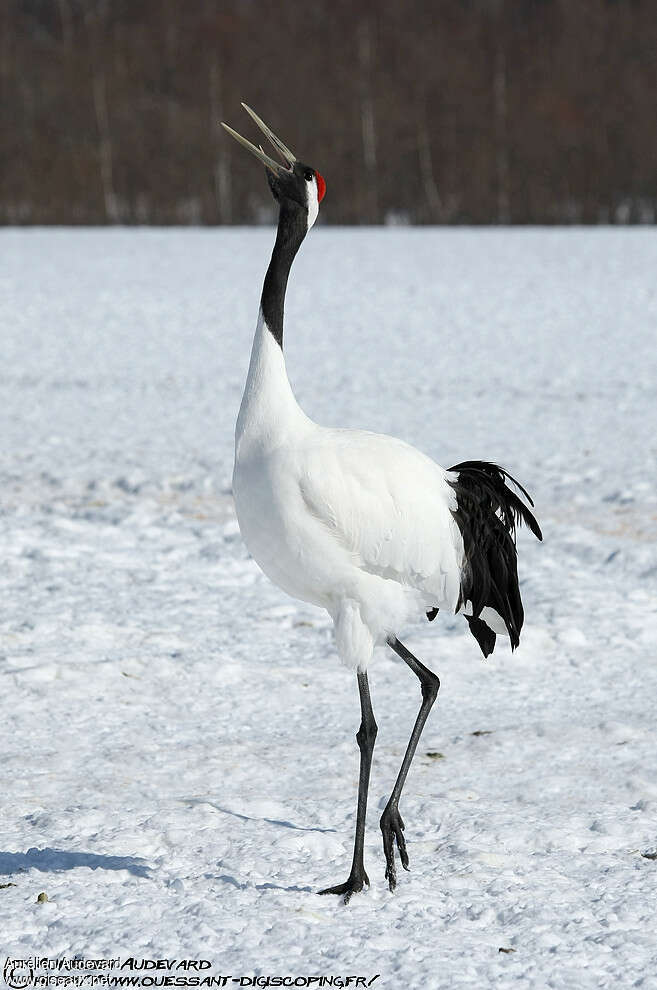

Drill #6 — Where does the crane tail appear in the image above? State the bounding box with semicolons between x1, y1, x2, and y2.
446;460;541;657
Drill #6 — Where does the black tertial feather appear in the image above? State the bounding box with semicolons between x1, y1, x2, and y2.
466;616;497;658
450;461;543;541
446;460;542;656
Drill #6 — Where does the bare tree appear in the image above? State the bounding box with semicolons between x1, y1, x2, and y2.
358;17;379;223
209;61;231;225
85;1;119;222
493;43;510;224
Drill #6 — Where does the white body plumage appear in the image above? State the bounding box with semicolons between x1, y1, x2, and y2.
233;311;465;671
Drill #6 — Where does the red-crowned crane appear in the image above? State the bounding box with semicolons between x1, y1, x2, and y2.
222;105;542;903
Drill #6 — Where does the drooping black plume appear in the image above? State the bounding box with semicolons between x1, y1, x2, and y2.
466;615;497;658
450;461;542;541
445;460;542;656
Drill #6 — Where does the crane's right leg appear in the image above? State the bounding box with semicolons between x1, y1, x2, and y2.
380;636;440;891
318;668;377;904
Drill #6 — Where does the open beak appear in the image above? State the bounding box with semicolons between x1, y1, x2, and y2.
221;103;297;175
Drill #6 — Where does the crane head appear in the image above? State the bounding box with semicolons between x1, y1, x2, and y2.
222;104;326;229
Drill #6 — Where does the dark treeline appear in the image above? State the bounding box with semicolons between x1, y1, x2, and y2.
2;0;656;225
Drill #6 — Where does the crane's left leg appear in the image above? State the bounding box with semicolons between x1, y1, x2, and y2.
318;668;377;904
381;636;440;891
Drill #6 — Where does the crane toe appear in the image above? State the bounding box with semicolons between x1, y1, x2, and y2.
380;804;409;891
318;868;370;904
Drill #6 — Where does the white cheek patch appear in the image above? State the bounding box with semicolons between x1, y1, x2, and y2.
306;176;319;230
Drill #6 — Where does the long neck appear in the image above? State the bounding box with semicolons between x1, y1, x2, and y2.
235;201;310;454
260;199;307;348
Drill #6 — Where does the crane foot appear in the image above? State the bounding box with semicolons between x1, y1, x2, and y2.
318;868;369;904
380;804;409;891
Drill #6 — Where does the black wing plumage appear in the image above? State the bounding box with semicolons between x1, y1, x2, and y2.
442;460;542;657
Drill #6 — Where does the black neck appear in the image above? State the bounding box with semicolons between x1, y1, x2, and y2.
260;199;308;349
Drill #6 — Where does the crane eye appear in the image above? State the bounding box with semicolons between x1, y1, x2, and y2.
304;169;314;182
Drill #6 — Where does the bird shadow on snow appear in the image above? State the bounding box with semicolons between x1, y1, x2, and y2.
184;797;337;834
186;801;323;894
0;848;152;879
213;874;313;894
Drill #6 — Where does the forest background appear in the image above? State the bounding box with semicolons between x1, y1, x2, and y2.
2;0;655;225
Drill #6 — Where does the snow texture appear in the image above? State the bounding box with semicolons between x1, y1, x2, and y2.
1;228;657;987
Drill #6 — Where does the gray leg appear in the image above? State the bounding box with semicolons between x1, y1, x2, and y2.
381;636;440;891
319;668;377;903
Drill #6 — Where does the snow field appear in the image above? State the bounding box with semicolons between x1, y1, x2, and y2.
1;228;656;987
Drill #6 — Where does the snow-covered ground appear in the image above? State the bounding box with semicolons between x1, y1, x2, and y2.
1;227;656;987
